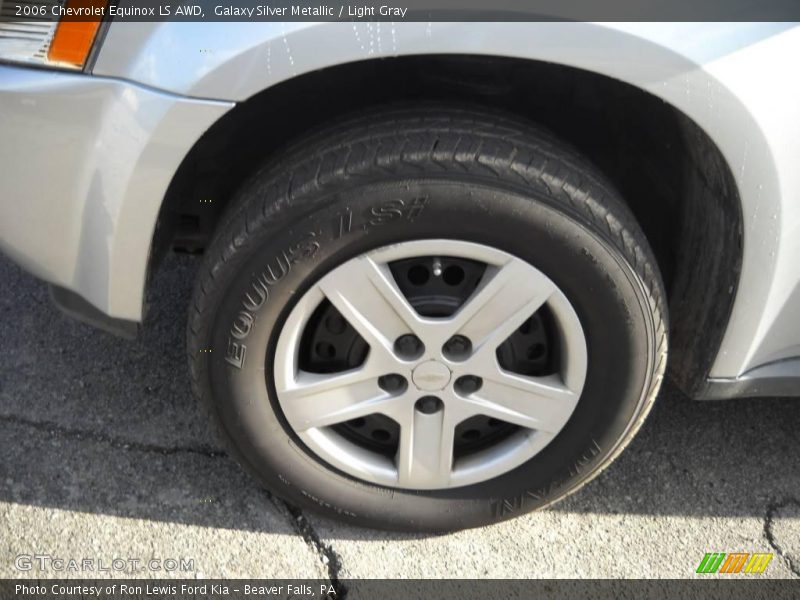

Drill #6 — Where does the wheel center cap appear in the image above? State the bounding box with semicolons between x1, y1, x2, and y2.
411;360;452;391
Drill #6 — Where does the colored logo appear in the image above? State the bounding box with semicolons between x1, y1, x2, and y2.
696;552;773;574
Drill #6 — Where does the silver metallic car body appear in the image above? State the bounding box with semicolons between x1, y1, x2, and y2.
0;66;232;322
1;22;799;394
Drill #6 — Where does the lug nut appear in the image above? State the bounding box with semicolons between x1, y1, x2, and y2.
415;396;443;414
455;375;483;394
443;335;472;360
395;334;424;359
378;373;408;393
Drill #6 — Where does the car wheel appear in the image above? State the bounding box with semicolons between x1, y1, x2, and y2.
188;106;667;532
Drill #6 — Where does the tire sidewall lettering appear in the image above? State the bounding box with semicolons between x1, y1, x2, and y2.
225;196;430;369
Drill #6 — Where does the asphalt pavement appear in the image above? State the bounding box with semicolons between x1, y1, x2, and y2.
1;252;798;585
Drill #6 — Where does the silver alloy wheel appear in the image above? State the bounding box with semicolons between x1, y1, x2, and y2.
273;240;588;490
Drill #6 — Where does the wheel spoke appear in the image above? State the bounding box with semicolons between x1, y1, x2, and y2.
317;255;423;357
279;367;402;431
443;258;555;355
396;406;455;487
460;371;578;433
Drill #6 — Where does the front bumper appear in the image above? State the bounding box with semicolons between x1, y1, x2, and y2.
0;64;232;321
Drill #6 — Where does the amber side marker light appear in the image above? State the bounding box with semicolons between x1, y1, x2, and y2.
47;0;108;67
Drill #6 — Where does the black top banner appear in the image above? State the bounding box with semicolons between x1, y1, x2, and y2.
4;0;800;22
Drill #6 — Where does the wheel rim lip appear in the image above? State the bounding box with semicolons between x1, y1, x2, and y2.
273;239;588;490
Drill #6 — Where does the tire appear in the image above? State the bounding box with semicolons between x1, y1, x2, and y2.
188;106;667;532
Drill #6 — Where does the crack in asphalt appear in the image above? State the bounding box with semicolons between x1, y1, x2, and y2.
764;498;800;577
0;412;348;589
268;496;348;599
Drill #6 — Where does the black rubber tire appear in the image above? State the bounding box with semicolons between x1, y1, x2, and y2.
188;106;668;532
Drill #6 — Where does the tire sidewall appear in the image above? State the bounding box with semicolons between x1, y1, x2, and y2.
202;177;656;530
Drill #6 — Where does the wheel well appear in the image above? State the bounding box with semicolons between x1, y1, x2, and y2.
155;54;742;398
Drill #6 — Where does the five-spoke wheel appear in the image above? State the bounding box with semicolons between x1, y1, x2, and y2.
274;240;587;489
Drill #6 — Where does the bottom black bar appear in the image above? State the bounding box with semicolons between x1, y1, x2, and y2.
1;579;798;600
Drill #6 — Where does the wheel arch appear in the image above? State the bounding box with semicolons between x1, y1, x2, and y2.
101;26;789;390
145;51;744;399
